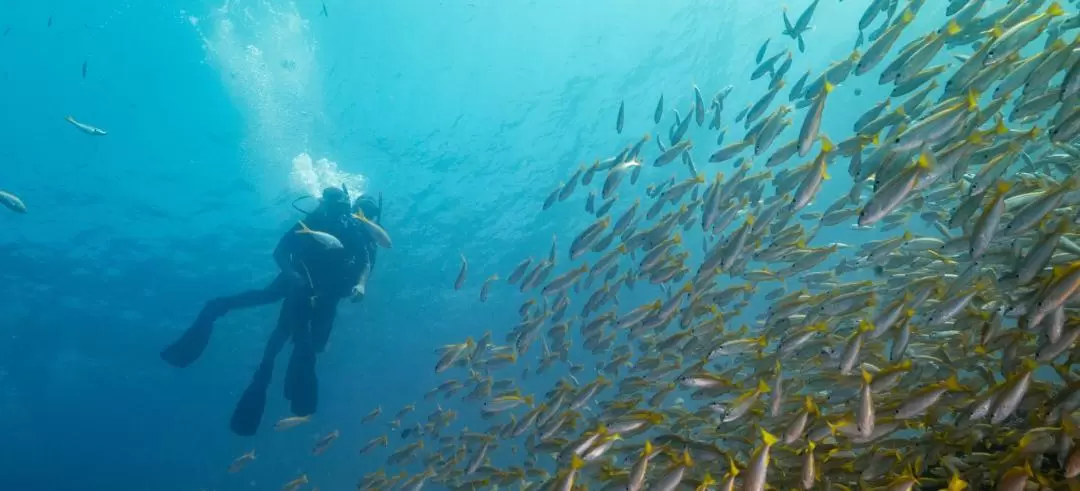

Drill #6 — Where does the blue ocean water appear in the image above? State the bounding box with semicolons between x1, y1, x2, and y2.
0;1;958;490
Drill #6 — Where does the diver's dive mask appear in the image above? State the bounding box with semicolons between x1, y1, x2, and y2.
320;187;352;218
291;184;352;217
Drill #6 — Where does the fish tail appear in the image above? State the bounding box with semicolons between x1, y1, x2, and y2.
1048;2;1064;17
760;427;778;446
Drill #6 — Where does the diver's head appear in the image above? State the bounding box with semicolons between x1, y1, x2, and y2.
353;194;382;222
319;186;351;217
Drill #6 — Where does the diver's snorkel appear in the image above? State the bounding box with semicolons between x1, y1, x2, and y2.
340;183;353;225
291;195;319;215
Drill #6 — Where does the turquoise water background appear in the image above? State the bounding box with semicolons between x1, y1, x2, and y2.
0;1;956;489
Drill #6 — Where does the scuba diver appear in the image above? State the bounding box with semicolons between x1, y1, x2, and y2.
230;191;383;435
160;186;383;435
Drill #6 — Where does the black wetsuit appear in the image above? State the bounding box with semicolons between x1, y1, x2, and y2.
160;212;376;368
160;211;376;435
229;215;375;435
283;213;376;350
271;213;374;419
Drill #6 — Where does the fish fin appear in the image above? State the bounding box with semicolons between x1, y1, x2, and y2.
965;90;980;111
995;180;1012;195
917;151;933;169
995;117;1008;135
943;374;963;392
946;20;961;36
820;135;835;153
1062;412;1078;437
760;427;778;446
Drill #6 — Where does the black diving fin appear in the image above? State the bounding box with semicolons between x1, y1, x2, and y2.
160;313;215;368
230;367;271;436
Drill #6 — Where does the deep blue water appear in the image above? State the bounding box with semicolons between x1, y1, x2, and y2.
0;1;960;490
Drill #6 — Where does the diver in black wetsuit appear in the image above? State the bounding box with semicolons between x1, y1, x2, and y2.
159;187;381;435
230;192;380;435
160;188;380;367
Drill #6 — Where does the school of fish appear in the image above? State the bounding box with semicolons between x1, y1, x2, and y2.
222;0;1080;489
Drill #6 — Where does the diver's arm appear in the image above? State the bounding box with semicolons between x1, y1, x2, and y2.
273;230;295;272
273;237;290;272
350;241;376;301
274;225;306;285
356;249;374;288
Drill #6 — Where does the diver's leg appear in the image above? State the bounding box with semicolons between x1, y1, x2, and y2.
288;297;327;417
161;275;289;368
282;294;310;402
229;294;297;436
261;312;293;370
311;297;340;353
289;297;338;415
284;294;316;407
208;274;290;314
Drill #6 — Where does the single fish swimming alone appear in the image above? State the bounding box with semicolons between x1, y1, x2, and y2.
227;450;255;473
480;274;498;302
361;406;382;423
282;474;308;491
0;191;26;213
273;415;310;431
296;221;343;249
354;212;393;248
616;100;625;134
455;253;468;290
312;429;340;455
65;115;106;135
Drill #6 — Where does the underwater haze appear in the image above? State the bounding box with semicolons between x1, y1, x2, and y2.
0;1;779;488
4;0;1071;490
